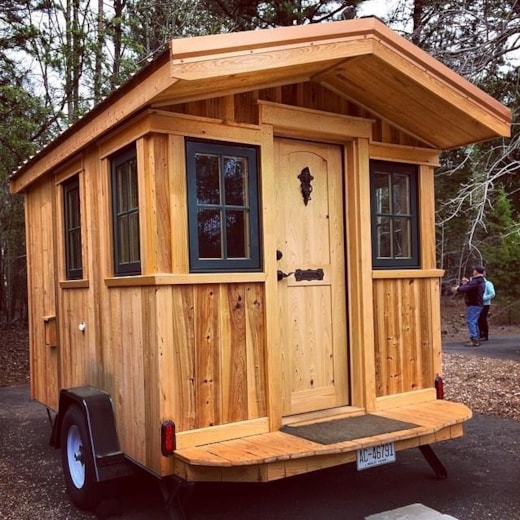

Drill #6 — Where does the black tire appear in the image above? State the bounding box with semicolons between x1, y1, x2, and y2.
60;404;100;509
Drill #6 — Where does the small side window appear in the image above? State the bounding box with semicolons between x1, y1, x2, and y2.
370;160;419;268
63;175;83;280
111;146;141;276
186;140;261;272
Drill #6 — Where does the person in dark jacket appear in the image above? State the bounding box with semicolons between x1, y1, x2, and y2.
451;265;486;346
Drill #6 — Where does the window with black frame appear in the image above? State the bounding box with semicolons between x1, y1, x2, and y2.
111;146;141;276
370;160;419;268
186;140;261;272
63;174;83;279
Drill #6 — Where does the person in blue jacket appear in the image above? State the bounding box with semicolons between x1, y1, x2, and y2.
451;265;486;347
478;271;495;341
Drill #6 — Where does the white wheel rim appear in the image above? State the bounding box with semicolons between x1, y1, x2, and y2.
66;424;86;489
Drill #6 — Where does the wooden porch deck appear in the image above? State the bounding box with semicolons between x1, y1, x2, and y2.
172;400;472;482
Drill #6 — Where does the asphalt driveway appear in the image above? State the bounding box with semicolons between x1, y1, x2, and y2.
1;339;519;519
443;334;520;361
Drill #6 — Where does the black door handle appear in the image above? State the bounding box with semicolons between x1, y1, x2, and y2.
277;270;294;281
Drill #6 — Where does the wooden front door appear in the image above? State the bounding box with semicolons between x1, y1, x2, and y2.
275;138;349;416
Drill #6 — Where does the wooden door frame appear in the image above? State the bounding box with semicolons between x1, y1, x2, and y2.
274;138;348;417
258;102;376;431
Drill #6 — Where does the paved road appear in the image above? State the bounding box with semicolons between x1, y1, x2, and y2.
443;334;520;361
1;339;519;519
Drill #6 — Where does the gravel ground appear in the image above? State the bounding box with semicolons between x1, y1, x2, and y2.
443;351;520;421
0;327;30;387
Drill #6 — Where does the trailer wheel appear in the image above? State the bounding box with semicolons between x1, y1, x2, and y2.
60;405;99;509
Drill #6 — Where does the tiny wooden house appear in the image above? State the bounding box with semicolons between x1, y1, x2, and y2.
10;17;510;508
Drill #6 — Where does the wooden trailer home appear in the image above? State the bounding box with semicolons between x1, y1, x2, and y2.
10;17;510;510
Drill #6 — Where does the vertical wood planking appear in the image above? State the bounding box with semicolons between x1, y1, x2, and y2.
153;134;172;273
26;185;59;410
374;277;436;397
170;135;189;273
344;139;377;410
419;165;437;269
171;286;196;431
121;287;146;462
194;284;221;428
430;277;443;380
222;284;248;423
401;279;418;392
142;286;159;469
138;135;173;275
420;279;436;386
245;284;267;418
59;289;89;389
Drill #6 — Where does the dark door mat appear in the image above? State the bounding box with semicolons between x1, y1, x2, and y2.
281;415;419;445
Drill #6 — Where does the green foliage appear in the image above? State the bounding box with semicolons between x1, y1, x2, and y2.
0;84;51;322
480;188;520;298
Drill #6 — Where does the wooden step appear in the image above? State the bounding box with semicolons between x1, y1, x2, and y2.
172;400;471;482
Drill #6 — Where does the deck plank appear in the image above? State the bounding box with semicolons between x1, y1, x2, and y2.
174;400;472;470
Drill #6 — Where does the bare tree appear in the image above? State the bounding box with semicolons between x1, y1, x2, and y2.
384;0;520;283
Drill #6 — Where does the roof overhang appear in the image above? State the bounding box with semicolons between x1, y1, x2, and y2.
160;17;510;149
10;17;511;193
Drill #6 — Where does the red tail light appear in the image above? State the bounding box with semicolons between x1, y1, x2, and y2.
161;420;176;456
435;375;444;399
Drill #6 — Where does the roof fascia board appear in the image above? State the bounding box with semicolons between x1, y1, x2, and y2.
369;26;511;129
369;40;511;138
11;60;176;192
170;37;375;81
169;17;381;60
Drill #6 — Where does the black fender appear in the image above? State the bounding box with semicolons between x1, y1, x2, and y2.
51;386;134;482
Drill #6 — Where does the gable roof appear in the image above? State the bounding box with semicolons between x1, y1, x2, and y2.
11;17;511;192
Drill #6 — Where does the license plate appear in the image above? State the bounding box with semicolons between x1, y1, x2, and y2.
357;442;396;470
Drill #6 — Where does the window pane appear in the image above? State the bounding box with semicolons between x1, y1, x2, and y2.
226;210;248;258
67;188;80;227
69;229;82;270
374;173;390;214
128;158;138;209
118;215;129;263
63;176;82;279
376;216;391;258
196;153;220;204
393;217;411;258
224;156;247;206
128;212;140;262
116;166;128;212
198;209;222;259
392;174;410;215
118;213;140;264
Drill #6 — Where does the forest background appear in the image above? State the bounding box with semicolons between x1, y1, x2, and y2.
0;0;519;327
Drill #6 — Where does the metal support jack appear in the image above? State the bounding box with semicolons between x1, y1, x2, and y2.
419;444;447;479
159;476;190;520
